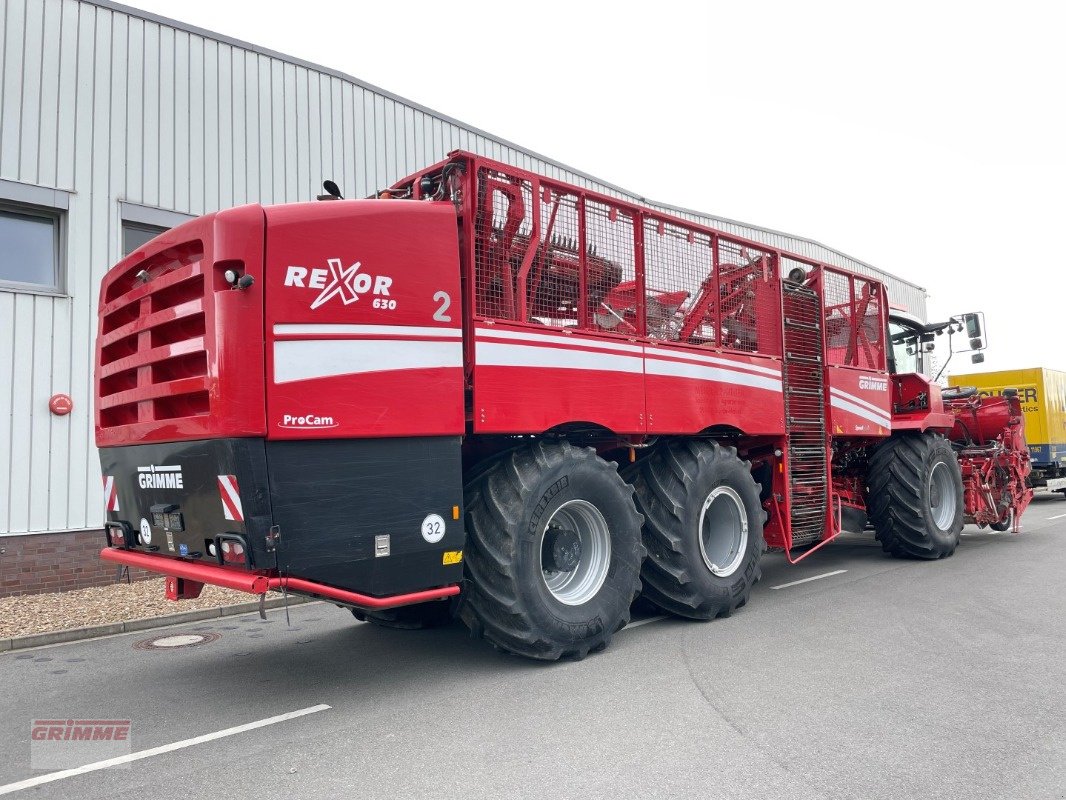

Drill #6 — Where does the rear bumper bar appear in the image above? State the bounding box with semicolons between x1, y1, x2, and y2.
99;548;460;610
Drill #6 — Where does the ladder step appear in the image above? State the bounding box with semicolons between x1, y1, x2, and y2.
784;318;821;331
785;353;822;364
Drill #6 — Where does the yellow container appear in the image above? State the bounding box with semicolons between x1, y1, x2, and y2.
949;368;1066;467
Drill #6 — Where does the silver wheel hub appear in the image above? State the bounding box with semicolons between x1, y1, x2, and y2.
928;462;958;531
539;500;611;606
698;486;749;578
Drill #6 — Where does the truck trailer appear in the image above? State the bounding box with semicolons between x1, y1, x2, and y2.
949;368;1066;497
95;152;1032;660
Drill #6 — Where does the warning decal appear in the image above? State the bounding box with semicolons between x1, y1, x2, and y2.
217;475;244;522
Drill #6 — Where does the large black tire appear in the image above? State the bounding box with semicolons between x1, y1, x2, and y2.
630;440;766;620
868;433;964;559
460;440;644;661
352;598;457;630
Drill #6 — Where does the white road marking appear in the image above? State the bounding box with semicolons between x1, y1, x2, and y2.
770;569;848;590
0;704;331;796
626;615;668;629
1046;513;1066;521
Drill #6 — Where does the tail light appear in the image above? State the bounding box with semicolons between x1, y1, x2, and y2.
104;521;135;548
213;533;253;568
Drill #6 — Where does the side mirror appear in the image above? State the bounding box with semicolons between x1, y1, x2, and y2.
971;353;985;364
964;313;982;340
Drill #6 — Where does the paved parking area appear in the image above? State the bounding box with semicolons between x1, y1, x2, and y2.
1;495;1064;799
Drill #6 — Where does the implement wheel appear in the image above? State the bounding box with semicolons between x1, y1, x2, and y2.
868;433;964;559
630;440;766;620
990;507;1014;533
460;440;643;660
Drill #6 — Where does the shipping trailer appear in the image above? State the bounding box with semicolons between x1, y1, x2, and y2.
95;152;1032;660
949;368;1066;497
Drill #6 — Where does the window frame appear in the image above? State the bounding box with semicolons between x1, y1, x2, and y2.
0;185;68;297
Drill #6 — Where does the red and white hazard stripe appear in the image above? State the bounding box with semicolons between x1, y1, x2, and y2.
102;475;120;512
217;475;244;522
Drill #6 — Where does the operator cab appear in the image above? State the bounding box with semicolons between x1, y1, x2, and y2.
887;311;987;379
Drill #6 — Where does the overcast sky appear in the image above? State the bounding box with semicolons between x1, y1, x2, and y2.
124;0;1066;375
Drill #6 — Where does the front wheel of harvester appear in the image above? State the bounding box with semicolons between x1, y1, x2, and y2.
867;433;964;559
631;440;766;620
460;441;644;661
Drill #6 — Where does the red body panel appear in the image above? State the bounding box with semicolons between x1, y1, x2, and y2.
95;206;267;446
263;201;465;438
472;324;646;433
890;375;955;432
825;367;891;437
643;343;785;435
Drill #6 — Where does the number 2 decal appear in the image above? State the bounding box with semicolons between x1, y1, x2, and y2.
433;290;452;322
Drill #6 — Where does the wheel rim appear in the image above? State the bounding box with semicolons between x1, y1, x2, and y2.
538;500;611;606
698;486;749;578
928;462;958;531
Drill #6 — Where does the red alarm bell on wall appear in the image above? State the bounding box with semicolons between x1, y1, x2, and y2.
49;394;73;416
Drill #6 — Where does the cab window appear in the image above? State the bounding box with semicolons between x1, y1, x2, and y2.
888;321;922;375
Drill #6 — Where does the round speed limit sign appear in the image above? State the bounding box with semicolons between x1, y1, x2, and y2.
421;513;446;544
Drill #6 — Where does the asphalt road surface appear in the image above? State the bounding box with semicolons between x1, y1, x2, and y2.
2;495;1064;800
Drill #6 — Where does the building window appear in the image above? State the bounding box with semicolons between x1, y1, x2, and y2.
118;202;195;259
122;221;168;257
0;204;63;293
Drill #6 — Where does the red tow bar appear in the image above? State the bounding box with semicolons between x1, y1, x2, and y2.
99;548;460;610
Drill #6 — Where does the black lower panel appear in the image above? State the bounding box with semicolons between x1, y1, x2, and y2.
100;436;465;598
265;437;465;596
100;439;271;563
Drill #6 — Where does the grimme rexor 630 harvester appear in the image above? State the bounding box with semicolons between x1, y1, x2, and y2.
95;153;1031;659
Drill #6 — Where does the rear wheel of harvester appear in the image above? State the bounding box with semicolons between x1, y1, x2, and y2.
631;440;766;620
868;433;964;559
352;598;457;630
460;441;644;660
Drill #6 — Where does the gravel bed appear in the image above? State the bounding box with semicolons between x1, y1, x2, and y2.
0;579;256;638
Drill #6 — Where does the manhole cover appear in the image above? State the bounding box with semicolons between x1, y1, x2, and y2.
134;632;221;651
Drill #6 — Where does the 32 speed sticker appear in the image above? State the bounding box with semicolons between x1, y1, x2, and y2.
421;513;446;544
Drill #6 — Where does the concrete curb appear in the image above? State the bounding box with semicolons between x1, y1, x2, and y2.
1;595;313;652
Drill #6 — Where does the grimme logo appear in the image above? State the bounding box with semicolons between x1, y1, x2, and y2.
30;719;132;770
858;375;889;391
136;465;184;489
279;413;338;430
284;259;393;310
31;719;130;742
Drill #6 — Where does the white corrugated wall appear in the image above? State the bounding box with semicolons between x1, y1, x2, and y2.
0;0;927;534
